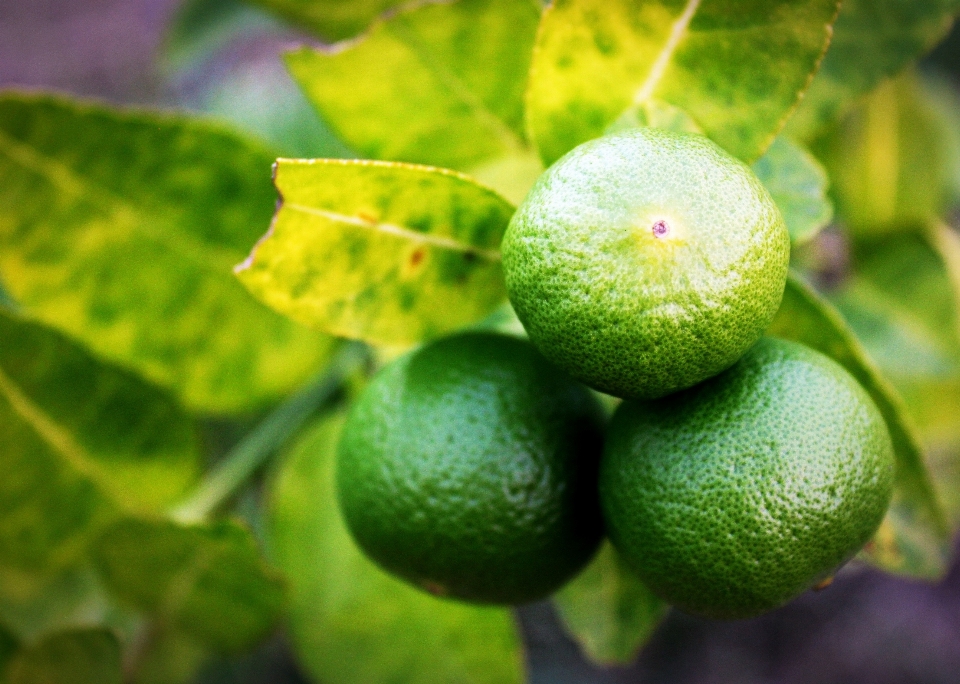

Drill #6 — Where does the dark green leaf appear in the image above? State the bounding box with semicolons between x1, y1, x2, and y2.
0;93;335;413
814;72;958;235
267;414;524;684
92;518;284;653
554;542;667;666
286;0;540;173
5;629;121;684
0;310;200;573
526;0;839;165
769;274;952;578
0;623;19;673
752;137;834;244
236;160;515;346
787;0;960;140
247;0;412;42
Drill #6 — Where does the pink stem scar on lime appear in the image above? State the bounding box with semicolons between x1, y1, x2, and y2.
652;220;669;238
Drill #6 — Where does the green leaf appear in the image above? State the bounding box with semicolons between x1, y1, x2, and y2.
553;542;666;666
92;518;284;653
752;137;834;244
5;629;121;684
247;0;411;42
814;72;958;236
286;0;540;172
0;623;19;673
786;0;960;140
0;310;200;573
0;92;335;414
266;413;524;684
525;0;839;165
236;160;515;346
769;274;952;578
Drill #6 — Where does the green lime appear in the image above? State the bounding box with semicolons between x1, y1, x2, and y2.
502;128;790;399
600;337;895;620
336;332;605;605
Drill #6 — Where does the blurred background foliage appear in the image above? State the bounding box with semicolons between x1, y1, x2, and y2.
6;0;960;683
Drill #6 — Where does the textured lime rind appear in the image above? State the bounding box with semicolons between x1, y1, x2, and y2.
337;332;605;605
502;128;790;400
600;337;895;620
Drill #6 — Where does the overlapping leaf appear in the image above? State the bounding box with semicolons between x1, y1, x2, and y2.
267;414;524;684
815;72;959;236
286;0;540;173
752;137;834;244
526;0;839;165
769;275;951;578
787;0;960;140
4;628;121;684
0;93;335;413
236;160;515;346
554;542;667;666
248;0;412;42
92;518;284;653
0;310;200;573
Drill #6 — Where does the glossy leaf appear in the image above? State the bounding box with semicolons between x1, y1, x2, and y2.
752;137;834;244
0;310;200;573
787;0;960;140
0;93;335;413
286;0;540;171
92;518;284;653
554;542;667;666
526;0;839;165
769;274;951;578
267;414;524;684
236;159;515;346
248;0;412;42
5;628;121;684
815;72;958;236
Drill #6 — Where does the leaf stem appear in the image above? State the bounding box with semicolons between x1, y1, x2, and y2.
170;342;368;523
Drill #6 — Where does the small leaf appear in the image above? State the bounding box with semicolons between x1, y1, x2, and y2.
0;310;200;573
286;0;540;171
787;0;960;140
266;414;524;684
526;0;840;165
814;72;959;236
5;628;121;684
236;160;515;346
553;542;667;666
752;137;834;244
769;274;952;578
247;0;413;42
92;518;284;653
0;92;335;413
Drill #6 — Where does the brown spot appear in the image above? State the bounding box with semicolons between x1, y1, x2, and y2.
462;251;477;263
421;580;448;597
813;577;834;591
357;211;378;224
409;248;426;267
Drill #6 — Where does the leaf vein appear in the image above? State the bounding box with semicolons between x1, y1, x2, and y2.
632;0;702;107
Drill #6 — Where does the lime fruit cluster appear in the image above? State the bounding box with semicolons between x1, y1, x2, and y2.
336;332;605;604
502;127;790;400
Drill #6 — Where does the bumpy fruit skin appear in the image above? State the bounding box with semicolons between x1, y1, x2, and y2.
600;337;895;620
502;128;790;400
336;332;605;605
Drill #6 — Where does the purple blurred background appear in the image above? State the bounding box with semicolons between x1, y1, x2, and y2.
4;1;960;682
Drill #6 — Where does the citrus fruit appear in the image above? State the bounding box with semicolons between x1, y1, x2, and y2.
501;128;790;400
599;337;895;620
336;331;605;604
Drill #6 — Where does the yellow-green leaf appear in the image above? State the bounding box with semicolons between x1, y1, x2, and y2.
267;413;524;684
248;0;411;42
92;518;284;653
814;72;959;236
0;310;200;573
526;0;839;165
286;0;540;172
5;629;121;684
236;160;514;346
0;92;335;414
787;0;960;140
554;542;667;666
769;274;951;579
